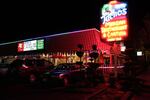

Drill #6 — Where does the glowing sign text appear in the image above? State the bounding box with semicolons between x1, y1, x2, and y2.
18;39;44;52
101;7;127;24
100;0;128;42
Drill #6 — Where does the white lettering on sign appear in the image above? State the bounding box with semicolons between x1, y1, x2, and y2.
101;3;127;24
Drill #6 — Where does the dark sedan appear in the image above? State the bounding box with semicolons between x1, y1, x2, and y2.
0;63;10;78
43;63;86;87
8;59;54;83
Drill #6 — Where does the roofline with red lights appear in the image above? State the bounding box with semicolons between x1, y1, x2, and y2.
0;28;100;46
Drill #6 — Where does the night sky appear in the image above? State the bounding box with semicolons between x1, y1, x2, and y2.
0;0;149;43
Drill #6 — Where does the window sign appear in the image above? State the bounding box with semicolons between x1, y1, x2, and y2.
37;39;44;50
18;42;24;52
17;39;44;52
24;40;36;51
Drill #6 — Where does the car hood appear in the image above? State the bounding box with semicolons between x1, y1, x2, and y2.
50;70;69;76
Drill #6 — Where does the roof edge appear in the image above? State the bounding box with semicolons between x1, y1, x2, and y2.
0;28;100;46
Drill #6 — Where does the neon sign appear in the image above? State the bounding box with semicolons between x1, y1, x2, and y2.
18;39;44;52
100;0;128;42
18;42;24;52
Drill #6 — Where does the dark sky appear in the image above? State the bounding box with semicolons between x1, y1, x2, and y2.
0;0;149;43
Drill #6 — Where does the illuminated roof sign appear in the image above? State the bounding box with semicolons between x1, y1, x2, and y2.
18;39;44;52
101;0;128;42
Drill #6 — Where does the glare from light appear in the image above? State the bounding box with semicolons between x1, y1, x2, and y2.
137;51;142;56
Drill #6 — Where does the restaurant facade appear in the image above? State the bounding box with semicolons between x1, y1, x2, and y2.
0;28;123;67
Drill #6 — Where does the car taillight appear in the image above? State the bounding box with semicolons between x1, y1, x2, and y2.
59;74;64;79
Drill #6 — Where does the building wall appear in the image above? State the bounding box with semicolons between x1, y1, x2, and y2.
0;28;115;66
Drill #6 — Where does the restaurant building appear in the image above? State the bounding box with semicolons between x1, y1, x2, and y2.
0;28;123;67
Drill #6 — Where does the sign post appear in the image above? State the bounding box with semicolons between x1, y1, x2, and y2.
113;42;118;78
100;0;128;78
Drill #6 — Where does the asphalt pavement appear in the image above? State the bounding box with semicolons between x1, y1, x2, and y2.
86;66;150;100
0;67;150;100
131;67;150;100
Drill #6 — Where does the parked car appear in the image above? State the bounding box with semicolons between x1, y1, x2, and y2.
0;63;10;78
42;63;86;87
85;63;105;84
8;59;54;83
